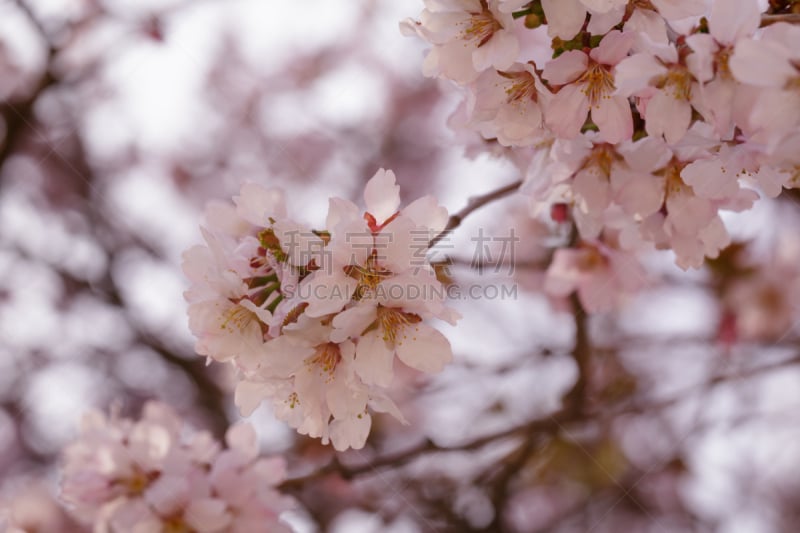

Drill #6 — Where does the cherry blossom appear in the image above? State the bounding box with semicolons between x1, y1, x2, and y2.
183;183;322;367
400;0;520;84
540;0;628;40
543;30;635;144
467;62;551;146
544;239;647;312
59;402;293;532
301;168;459;391
615;40;695;144
234;314;408;451
184;169;458;449
684;0;762;138
730;22;800;144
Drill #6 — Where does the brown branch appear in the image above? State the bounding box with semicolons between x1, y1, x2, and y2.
761;13;800;26
429;180;523;248
280;408;576;490
561;221;592;412
432;255;549;273
562;292;591;411
605;352;800;418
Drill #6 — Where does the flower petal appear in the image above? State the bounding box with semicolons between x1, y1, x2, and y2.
364;168;401;225
542;0;587;40
233;183;287;226
592;95;633;144
730;38;795;88
645;89;692;144
590;30;633;65
709;0;760;44
326;197;360;234
542;50;588;85
354;331;395;387
395;323;453;374
302;270;357;317
545;83;590;139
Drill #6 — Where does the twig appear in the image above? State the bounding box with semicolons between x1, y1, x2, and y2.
761;13;800;26
280;408;575;490
562;292;591;411
604;352;800;418
429;180;523;248
561;222;592;411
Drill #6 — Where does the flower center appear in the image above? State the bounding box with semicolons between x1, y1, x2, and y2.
500;70;539;104
461;2;503;47
377;307;422;345
220;304;258;333
163;516;192;533
349;257;391;300
663;161;689;196
577;246;607;271
660;67;692;100
285;391;300;409
715;46;733;80
585;145;616;177
116;467;159;497
307;342;342;377
578;63;616;107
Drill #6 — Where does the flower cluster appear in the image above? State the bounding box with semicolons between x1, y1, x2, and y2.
59;402;293;532
183;169;459;450
403;0;800;272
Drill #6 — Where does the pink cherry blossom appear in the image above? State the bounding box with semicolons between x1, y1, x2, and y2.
544;241;647;312
467;62;551;146
543;30;635;144
615;41;695;144
540;0;628;41
685;0;762;138
729;23;800;143
183;182;322;367
60;402;293;532
401;0;520;84
234;314;407;451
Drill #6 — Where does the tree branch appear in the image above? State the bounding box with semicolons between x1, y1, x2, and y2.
761;13;800;26
429;180;523;248
562;292;591;411
280;408;576;491
561;221;592;412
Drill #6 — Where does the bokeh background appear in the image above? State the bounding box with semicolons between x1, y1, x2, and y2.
1;0;800;531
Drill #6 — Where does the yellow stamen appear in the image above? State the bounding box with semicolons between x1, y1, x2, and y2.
285;392;299;409
716;47;732;80
307;343;342;379
377;307;422;346
578;63;616;107
661;67;692;100
350;257;392;300
501;70;538;104
460;4;502;47
220;304;257;332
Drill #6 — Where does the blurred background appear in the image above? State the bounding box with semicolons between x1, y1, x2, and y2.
1;0;800;531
